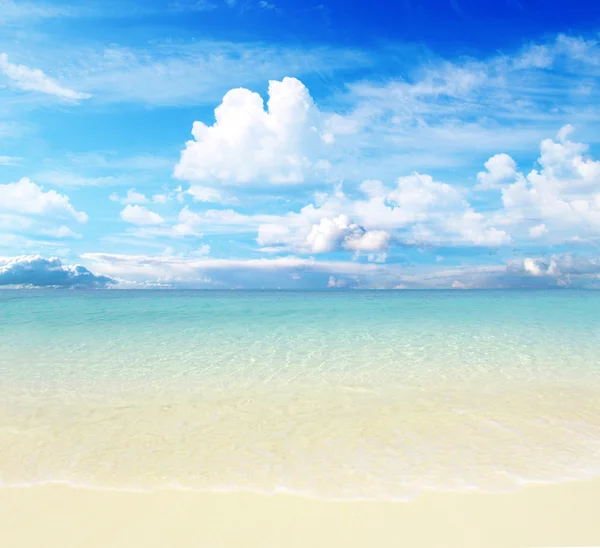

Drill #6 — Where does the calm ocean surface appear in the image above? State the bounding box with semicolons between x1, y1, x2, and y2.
1;290;599;499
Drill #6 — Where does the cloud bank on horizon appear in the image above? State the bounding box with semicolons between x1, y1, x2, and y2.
1;0;600;289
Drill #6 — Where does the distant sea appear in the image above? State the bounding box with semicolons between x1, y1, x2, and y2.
1;290;599;500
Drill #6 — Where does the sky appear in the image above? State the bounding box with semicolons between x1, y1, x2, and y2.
1;0;600;289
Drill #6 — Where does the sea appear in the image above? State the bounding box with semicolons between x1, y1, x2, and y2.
1;290;599;500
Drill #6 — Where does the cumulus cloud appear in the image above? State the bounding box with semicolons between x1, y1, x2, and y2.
306;215;360;253
0;255;114;287
439;208;511;246
345;175;464;232
505;254;600;287
343;229;391;252
174;77;331;185
476;153;518;190
306;214;390;253
0;53;91;101
120;205;164;226
248;170;508;254
0;177;87;222
327;276;347;288
498;125;600;242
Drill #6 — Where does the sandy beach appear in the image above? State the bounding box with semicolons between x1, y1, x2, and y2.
1;478;600;548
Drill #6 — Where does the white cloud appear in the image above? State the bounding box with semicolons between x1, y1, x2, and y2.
169;206;202;236
257;223;291;246
120;205;164;226
476;153;518;190
0;255;113;287
0;53;91;101
366;252;387;263
327;276;346;288
110;189;149;205
174;77;331;185
214;171;509;252
439;208;511;246
353;174;464;230
257;0;276;10
148;186;186;205
506;254;600;287
0;214;33;231
0;177;87;222
186;185;232;204
0;1;77;23
343;229;390;252
82;252;387;285
499;126;600;242
130;206;208;239
0;155;21;166
324;34;600;180
60;42;365;107
529;223;548;238
79;251;600;289
306;215;357;253
302;212;390;254
192;244;211;256
152;194;169;204
522;257;546;277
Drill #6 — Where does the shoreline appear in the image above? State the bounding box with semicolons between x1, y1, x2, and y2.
2;477;600;547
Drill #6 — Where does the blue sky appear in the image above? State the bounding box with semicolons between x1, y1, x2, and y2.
1;0;600;288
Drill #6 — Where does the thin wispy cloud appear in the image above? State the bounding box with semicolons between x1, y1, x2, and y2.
0;53;91;100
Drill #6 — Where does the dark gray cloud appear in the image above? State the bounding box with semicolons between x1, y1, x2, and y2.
0;255;115;288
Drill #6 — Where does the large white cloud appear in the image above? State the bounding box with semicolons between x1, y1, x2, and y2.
0;53;91;101
251;173;509;252
495;125;600;241
305;215;391;254
0;177;87;222
0;255;114;287
320;174;460;237
174;77;331;185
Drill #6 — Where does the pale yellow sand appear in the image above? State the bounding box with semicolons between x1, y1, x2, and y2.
1;479;600;548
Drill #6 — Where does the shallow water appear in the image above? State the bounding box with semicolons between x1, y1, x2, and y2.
1;290;599;499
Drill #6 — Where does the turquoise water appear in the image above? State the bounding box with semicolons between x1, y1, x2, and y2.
1;290;600;499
